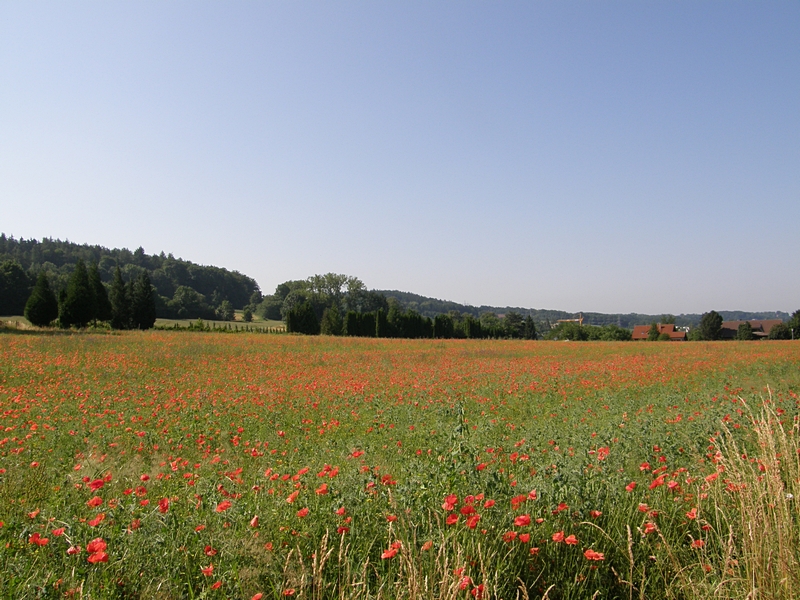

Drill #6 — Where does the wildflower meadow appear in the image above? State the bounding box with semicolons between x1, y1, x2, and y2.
0;332;798;599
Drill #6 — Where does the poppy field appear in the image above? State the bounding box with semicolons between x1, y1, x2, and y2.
0;333;798;599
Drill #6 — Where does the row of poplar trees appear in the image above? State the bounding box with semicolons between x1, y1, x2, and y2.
24;259;156;329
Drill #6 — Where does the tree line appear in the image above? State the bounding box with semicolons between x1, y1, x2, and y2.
0;234;258;321
687;310;800;341
263;273;537;339
378;290;792;329
10;258;157;329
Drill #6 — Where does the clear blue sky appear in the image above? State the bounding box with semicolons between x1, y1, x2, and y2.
2;2;798;314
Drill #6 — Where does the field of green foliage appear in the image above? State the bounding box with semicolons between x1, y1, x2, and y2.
0;332;798;599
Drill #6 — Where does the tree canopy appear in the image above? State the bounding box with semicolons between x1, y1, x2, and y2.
0;234;259;320
698;311;723;341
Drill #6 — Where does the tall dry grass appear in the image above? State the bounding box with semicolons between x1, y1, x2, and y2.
679;396;800;600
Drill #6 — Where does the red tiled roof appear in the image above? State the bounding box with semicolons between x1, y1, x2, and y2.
632;324;686;341
720;319;783;339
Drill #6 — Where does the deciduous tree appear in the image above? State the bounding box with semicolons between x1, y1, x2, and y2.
698;311;723;341
768;323;791;340
0;260;31;316
736;321;754;341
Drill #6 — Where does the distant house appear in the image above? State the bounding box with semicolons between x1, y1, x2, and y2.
631;323;687;341
719;319;783;340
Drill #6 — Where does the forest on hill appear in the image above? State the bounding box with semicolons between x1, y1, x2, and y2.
0;234;792;334
377;289;791;330
0;234;259;320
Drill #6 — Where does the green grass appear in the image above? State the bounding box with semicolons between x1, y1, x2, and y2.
0;333;797;599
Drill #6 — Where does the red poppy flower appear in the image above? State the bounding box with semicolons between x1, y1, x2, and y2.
201;564;214;576
565;535;578;545
552;531;565;543
87;551;108;564
442;494;458;511
584;549;604;561
446;513;459;526
502;531;517;543
297;507;309;518
216;500;232;512
29;532;49;546
625;482;637;492
158;498;169;513
510;495;527;510
466;514;481;529
86;496;103;508
87;538;107;553
514;514;531;527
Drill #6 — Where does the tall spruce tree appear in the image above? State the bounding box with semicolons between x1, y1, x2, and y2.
523;315;537;340
59;259;93;328
109;267;131;329
24;271;58;326
130;271;157;330
88;262;112;324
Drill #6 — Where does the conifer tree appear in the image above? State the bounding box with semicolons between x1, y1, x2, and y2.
88;262;112;324
59;259;93;328
287;301;320;335
320;306;342;335
24;271;58;326
523;315;537;340
109;267;131;330
130;271;157;330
